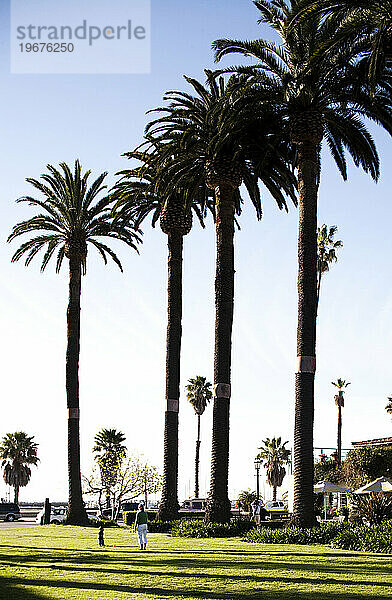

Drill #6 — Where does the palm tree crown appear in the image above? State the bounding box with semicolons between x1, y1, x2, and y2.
386;397;392;418
317;224;343;308
8;160;140;272
257;437;291;501
186;376;213;416
0;432;39;504
214;1;392;178
301;1;392;86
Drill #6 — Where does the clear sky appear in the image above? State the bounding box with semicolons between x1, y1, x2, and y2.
1;0;391;504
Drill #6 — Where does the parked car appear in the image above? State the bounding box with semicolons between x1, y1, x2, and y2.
264;500;287;519
180;498;206;510
0;502;21;522
35;506;67;524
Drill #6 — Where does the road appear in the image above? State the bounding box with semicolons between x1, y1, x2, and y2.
0;518;38;529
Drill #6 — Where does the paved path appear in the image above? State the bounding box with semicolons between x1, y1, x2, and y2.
0;518;37;529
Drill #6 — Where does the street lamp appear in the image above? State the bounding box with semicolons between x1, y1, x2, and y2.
254;458;261;500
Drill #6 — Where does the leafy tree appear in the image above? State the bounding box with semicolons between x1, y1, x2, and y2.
343;446;392;491
147;71;297;522
0;432;39;503
332;379;350;464
8;160;141;525
112;148;207;521
314;456;342;484
385;396;392;420
236;489;257;513
185;376;213;498
93;428;126;508
257;437;291;501
84;453;162;519
317;224;343;311
214;0;392;526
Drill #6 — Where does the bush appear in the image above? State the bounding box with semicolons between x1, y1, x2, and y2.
244;522;346;545
349;493;392;525
88;519;119;528
122;510;205;527
123;511;158;525
244;519;392;554
170;518;256;538
331;521;392;553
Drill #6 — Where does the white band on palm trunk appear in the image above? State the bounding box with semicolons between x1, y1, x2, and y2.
167;398;179;412
214;383;231;398
296;356;316;373
68;408;80;419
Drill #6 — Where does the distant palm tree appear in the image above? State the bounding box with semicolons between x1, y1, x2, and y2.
185;376;213;498
257;437;291;501
317;224;343;311
332;378;350;464
8;160;140;525
93;428;126;508
0;432;39;504
385;397;392;420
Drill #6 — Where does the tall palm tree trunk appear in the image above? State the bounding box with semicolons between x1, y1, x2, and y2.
195;415;201;498
205;184;235;524
14;485;19;504
157;231;183;521
337;404;342;465
66;256;88;525
273;486;277;502
293;140;320;528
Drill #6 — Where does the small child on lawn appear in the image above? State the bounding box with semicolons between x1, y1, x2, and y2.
98;525;105;547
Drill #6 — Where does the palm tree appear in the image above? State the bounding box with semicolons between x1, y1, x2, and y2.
146;71;297;522
332;379;350;464
214;0;392;527
112;148;208;521
385;397;392;419
257;437;291;501
8;160;140;525
185;376;213;498
93;428;126;509
317;224;343;311
0;432;39;504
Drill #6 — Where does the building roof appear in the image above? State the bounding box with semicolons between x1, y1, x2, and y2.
352;437;392;448
354;476;392;494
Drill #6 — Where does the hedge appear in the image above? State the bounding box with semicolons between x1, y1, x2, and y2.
244;520;392;553
122;510;205;526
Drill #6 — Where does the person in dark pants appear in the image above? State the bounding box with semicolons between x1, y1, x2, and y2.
98;525;105;547
134;503;148;550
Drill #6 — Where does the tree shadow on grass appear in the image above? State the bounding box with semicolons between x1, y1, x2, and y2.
16;561;392;589
0;576;391;600
0;579;47;600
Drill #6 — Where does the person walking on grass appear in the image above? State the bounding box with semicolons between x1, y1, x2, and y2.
134;503;148;550
98;525;105;547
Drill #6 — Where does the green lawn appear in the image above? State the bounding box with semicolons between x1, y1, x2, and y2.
1;526;391;600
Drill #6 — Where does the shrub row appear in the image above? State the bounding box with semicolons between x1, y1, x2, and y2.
244;520;392;553
244;522;344;545
331;520;392;553
88;519;119;528
170;518;256;538
122;510;205;526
